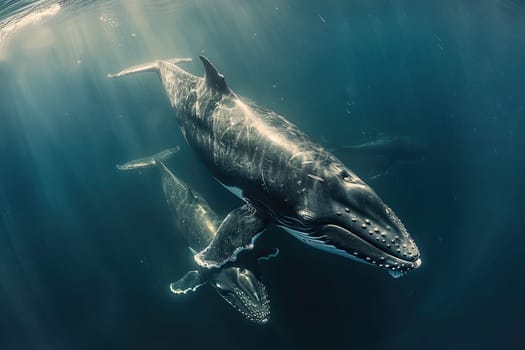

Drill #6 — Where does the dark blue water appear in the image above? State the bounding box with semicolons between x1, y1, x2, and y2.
1;0;524;349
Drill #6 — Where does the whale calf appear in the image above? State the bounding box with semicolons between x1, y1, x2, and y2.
109;56;422;278
117;147;275;324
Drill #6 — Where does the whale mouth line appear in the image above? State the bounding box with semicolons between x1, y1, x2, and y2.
319;224;420;270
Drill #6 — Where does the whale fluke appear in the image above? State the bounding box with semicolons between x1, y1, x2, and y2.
107;61;159;79
199;55;231;94
107;57;192;79
116;146;180;170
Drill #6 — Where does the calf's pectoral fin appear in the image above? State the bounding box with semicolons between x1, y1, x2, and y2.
255;247;280;262
194;205;269;269
169;270;206;295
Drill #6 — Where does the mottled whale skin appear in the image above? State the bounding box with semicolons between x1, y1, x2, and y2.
117;148;273;324
109;56;422;277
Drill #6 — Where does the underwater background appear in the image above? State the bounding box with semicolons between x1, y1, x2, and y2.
1;0;524;349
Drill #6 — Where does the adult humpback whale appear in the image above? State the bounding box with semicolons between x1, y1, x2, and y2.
117;147;275;324
109;56;422;277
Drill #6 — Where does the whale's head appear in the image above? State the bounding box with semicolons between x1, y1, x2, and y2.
209;267;270;324
295;163;421;277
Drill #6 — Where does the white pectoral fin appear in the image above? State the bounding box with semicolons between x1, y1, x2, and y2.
169;270;206;295
194;205;269;269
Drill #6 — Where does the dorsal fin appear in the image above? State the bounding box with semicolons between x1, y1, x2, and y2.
199;55;230;94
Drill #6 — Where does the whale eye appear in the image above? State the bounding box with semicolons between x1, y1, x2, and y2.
298;209;315;221
339;169;355;183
